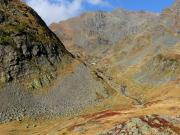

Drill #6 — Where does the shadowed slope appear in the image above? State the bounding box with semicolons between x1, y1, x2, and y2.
0;0;112;123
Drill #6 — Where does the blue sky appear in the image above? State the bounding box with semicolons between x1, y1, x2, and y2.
84;0;174;12
25;0;175;25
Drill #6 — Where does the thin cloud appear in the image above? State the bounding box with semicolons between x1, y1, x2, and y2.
88;0;104;4
87;0;110;6
24;0;109;25
25;0;82;25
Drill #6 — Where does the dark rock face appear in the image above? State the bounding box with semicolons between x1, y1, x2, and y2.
0;0;110;123
0;0;72;87
0;13;5;23
0;0;11;5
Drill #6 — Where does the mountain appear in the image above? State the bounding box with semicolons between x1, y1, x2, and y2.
50;1;180;87
0;0;111;123
0;0;72;87
0;0;179;134
47;0;180;134
50;9;158;55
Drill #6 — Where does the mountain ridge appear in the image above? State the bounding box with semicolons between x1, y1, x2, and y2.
50;8;158;55
0;0;179;134
0;0;112;123
47;1;180;134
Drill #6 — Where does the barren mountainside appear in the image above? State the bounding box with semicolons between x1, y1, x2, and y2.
0;0;179;134
50;0;180;86
0;0;111;124
48;0;180;134
50;9;158;54
0;0;72;88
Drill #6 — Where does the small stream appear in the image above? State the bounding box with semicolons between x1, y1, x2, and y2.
95;70;143;105
120;85;143;105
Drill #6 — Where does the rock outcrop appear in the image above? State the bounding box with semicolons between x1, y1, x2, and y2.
0;0;72;88
50;10;158;54
50;0;180;87
100;115;180;135
0;0;110;123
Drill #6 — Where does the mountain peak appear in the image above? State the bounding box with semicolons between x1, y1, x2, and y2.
0;0;72;88
0;0;111;124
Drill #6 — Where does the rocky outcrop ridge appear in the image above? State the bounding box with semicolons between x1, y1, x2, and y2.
100;115;180;135
50;9;158;53
0;0;72;88
0;0;110;123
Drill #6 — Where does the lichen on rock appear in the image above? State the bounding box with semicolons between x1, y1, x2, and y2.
0;0;72;88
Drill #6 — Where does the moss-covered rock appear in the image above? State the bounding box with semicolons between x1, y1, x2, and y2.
0;0;72;89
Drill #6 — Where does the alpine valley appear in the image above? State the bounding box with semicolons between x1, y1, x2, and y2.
0;0;179;134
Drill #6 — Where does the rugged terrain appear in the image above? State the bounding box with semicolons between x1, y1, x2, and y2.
0;0;179;134
0;0;112;124
48;0;180;134
50;8;158;55
50;0;180;91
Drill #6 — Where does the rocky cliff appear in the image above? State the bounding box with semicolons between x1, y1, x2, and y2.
50;0;180;86
0;0;111;123
0;0;72;89
47;2;180;134
50;9;158;54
